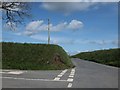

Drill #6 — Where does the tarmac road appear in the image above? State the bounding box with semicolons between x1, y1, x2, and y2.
1;58;118;88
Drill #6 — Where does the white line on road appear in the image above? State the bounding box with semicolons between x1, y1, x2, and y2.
67;78;73;82
68;68;75;78
67;83;72;88
54;69;68;81
58;74;63;77
54;77;60;80
68;75;74;78
8;71;24;74
67;68;76;88
1;77;68;82
0;71;24;75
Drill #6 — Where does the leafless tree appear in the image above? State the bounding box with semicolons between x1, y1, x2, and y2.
0;2;31;30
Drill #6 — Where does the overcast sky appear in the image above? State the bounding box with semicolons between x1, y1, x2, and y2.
2;2;118;55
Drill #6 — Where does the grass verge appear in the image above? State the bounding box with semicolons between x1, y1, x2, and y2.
2;42;74;70
71;48;120;67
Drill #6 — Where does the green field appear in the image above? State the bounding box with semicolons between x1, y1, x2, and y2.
71;48;120;67
2;42;74;70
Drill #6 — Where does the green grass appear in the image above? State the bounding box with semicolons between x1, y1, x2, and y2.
71;48;120;67
2;42;74;70
0;43;2;69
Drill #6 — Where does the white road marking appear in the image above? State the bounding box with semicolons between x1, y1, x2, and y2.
54;77;60;80
69;68;75;78
62;69;67;73
67;83;72;88
0;70;25;75
67;68;76;88
60;72;64;75
58;74;63;77
8;71;24;74
54;69;68;81
1;77;67;82
69;75;74;78
67;78;73;82
2;68;76;88
71;69;75;71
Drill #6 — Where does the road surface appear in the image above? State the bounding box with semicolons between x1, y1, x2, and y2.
1;58;118;88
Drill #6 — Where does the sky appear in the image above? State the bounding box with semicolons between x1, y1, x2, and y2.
1;2;118;55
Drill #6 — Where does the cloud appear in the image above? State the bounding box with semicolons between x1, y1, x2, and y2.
51;22;67;31
111;40;119;45
42;0;119;2
1;37;13;41
41;2;98;15
24;19;83;36
4;0;119;2
67;20;83;30
29;34;118;46
30;34;74;44
73;39;119;46
51;37;74;44
88;40;107;45
30;35;47;42
26;20;44;31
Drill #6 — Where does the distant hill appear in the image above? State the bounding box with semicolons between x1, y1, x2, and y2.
71;48;120;67
2;42;74;70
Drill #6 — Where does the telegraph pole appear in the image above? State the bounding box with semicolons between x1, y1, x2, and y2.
48;18;50;44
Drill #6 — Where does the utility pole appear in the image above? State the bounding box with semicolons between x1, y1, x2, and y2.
48;18;50;44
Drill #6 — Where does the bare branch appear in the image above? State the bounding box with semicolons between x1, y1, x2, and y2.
1;2;31;30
